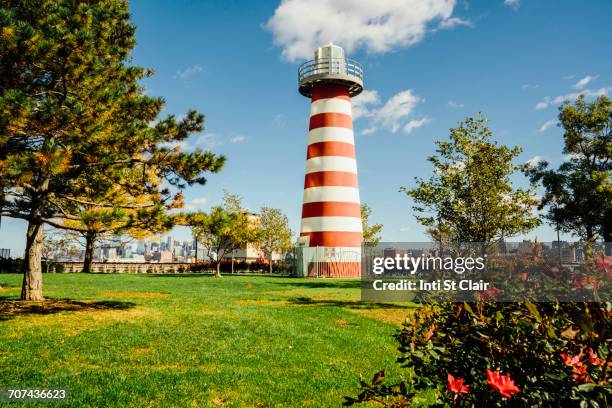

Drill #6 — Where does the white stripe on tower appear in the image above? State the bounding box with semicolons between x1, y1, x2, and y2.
301;216;363;233
302;186;360;204
307;127;355;145
305;157;357;174
309;98;352;116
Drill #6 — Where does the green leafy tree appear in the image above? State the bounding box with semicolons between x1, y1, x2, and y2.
361;203;383;246
524;96;611;246
0;0;224;300
257;207;292;273
401;115;540;251
187;192;258;277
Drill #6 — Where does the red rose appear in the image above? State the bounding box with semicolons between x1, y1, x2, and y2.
587;348;603;366
486;369;521;399
561;348;584;367
596;256;612;274
561;352;582;367
572;364;589;383
447;373;470;394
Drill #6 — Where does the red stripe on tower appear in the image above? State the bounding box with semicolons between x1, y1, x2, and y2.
303;172;359;188
307;142;356;159
309;113;353;130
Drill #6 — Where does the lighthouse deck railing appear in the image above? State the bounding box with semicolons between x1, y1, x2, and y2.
298;58;363;82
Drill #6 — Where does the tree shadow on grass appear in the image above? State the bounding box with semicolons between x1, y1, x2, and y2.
286;296;413;310
144;273;294;278
271;279;362;289
0;298;136;321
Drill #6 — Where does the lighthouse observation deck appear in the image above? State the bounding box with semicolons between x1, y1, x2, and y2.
298;44;363;98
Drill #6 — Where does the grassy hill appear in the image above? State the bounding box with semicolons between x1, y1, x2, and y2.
0;273;420;407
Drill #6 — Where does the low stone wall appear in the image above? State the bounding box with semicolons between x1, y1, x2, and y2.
57;262;192;274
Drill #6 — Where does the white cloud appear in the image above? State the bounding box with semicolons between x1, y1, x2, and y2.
362;126;378;135
538;119;556;133
525;156;542;166
191;197;208;206
192;133;222;150
354;89;429;135
375;90;422;133
448;100;464;108
535;87;610;110
174;65;204;80
504;0;520;9
562;74;575;80
352;90;380;119
521;84;539;90
563;153;581;161
266;0;457;61
160;140;188;150
230;135;246;144
535;97;550;110
572;75;599;89
403;117;432;134
552;87;611;104
438;17;473;29
184;197;208;210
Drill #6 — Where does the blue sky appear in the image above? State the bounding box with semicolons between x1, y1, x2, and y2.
1;0;611;255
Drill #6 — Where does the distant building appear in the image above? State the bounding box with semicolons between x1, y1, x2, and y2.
517;240;533;255
497;239;507;254
383;248;407;258
222;212;272;262
551;241;579;264
167;236;174;255
144;249;172;263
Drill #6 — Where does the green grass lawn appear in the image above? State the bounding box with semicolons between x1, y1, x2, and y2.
0;273;421;407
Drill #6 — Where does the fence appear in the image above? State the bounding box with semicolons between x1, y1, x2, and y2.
1;247;364;278
294;246;361;278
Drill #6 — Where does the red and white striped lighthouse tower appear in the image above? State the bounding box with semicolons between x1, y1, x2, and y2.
297;44;364;277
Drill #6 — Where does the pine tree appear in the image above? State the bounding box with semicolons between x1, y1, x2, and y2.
0;1;225;299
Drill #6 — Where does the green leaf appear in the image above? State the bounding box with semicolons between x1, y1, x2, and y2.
525;302;541;322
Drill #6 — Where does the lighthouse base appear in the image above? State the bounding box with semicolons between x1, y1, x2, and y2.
296;246;361;278
307;261;361;278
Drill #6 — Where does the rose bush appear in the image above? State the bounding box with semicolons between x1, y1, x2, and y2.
344;301;611;407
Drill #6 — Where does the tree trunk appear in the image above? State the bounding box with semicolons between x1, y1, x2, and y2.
269;256;273;274
215;262;222;278
21;220;44;301
601;208;611;255
83;232;96;273
586;225;595;242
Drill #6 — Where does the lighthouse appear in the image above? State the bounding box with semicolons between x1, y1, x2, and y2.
296;44;363;278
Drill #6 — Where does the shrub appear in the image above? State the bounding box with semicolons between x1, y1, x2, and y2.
43;262;65;273
0;257;22;273
345;301;611;407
